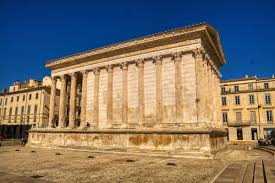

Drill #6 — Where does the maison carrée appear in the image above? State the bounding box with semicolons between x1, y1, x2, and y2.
28;23;227;158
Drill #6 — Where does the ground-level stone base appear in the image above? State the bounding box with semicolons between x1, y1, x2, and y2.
28;128;227;158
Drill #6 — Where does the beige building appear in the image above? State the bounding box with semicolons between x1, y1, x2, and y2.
28;23;227;157
221;75;275;143
0;77;60;139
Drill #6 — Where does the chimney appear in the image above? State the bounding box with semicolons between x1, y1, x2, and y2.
1;88;7;94
244;74;248;78
272;74;275;78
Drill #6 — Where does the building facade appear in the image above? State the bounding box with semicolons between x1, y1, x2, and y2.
0;77;60;139
221;76;275;143
28;23;227;157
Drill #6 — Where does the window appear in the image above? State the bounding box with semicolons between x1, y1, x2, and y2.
250;111;256;124
249;95;255;104
222;112;228;124
5;98;7;105
0;108;1;115
235;96;240;105
266;110;273;124
222;97;227;106
27;105;31;114
29;94;32;100
251;128;258;140
35;93;39;99
16;96;19;102
11;97;13;103
21;106;24;123
14;106;18;123
265;93;271;104
27;105;31;123
264;83;269;89
9;107;12;123
236;112;242;123
3;108;6;120
0;99;2;105
221;87;225;93
23;95;25;101
9;107;12;116
33;105;38;122
34;105;38;114
248;84;253;90
234;86;239;92
21;106;24;115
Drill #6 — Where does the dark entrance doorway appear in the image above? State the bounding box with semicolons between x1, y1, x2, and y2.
237;128;243;140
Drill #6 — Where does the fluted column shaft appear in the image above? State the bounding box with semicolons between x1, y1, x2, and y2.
106;66;113;124
121;62;128;125
207;61;214;128
80;71;88;128
58;76;67;128
173;53;183;124
193;48;205;126
137;59;145;125
93;68;100;127
154;56;163;125
48;77;56;127
69;73;77;128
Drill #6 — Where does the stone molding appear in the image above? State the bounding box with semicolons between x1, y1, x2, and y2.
46;23;226;69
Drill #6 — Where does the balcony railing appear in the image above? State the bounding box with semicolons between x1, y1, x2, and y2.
227;121;252;127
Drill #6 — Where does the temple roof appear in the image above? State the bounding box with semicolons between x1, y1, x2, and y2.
46;22;226;70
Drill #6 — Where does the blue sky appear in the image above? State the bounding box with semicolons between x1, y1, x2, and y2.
0;0;274;89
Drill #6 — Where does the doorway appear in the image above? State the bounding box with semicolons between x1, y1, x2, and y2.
237;128;243;140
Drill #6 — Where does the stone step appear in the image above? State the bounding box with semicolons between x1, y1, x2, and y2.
213;158;275;183
243;163;254;183
254;161;265;183
263;160;275;183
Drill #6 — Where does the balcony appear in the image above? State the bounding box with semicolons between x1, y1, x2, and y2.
227;121;252;127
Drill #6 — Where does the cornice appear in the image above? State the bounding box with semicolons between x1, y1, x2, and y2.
0;86;51;96
45;22;226;70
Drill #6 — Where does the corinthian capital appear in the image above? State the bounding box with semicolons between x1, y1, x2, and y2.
93;67;100;75
171;52;183;62
105;65;113;72
136;58;144;67
51;76;57;83
69;73;77;80
59;75;67;82
192;48;205;58
153;55;162;65
81;70;88;77
120;62;128;70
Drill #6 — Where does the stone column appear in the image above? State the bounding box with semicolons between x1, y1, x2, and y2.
69;73;77;128
215;73;222;128
193;48;205;126
172;52;183;124
154;56;163;125
93;68;100;127
106;65;113;125
136;59;145;126
80;70;88;128
121;62;128;126
58;75;67;128
207;60;214;128
202;55;210;128
48;77;56;128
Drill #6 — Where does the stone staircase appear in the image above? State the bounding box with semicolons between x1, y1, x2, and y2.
212;160;275;183
256;146;275;157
